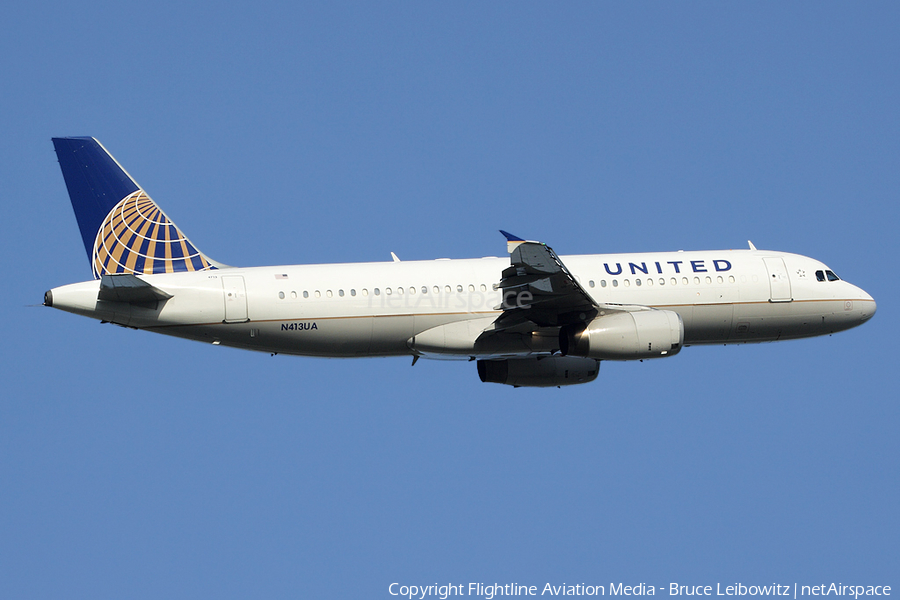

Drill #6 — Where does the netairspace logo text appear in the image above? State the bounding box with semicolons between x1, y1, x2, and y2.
387;582;892;600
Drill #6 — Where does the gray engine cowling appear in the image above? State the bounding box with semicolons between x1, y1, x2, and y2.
477;356;600;387
560;310;683;360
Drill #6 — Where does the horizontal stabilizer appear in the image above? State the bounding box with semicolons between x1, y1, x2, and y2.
98;274;173;303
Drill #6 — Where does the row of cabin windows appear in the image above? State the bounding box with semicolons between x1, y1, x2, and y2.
587;275;736;288
275;275;739;300
277;283;491;300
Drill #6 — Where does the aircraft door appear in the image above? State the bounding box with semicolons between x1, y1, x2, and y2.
222;275;249;322
763;257;792;302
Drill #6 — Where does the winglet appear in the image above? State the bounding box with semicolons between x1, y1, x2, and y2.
500;230;527;253
748;240;757;251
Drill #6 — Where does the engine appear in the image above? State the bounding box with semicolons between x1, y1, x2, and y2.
560;310;684;360
477;356;600;387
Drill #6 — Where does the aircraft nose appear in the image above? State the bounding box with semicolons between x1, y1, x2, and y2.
857;287;876;321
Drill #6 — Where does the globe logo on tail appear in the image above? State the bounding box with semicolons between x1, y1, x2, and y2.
92;190;216;278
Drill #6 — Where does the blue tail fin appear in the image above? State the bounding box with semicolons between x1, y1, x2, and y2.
52;137;219;279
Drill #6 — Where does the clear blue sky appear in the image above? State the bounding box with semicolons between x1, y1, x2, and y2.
2;2;897;598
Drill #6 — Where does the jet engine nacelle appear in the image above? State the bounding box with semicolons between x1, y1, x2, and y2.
477;356;600;387
560;310;684;360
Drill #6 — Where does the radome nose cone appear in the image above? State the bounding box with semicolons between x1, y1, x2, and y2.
859;288;876;321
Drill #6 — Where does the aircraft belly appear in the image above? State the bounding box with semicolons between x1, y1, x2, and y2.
728;299;853;342
267;317;377;356
151;318;379;357
684;303;734;343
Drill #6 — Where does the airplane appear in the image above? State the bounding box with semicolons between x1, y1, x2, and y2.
45;137;876;387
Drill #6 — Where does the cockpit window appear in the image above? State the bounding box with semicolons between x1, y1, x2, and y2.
826;270;840;282
815;270;826;282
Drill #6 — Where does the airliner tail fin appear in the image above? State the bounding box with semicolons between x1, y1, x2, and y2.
52;137;221;279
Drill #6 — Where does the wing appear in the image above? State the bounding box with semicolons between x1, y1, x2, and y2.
490;231;650;333
491;231;598;330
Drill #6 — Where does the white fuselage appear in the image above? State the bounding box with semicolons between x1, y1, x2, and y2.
47;248;876;359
